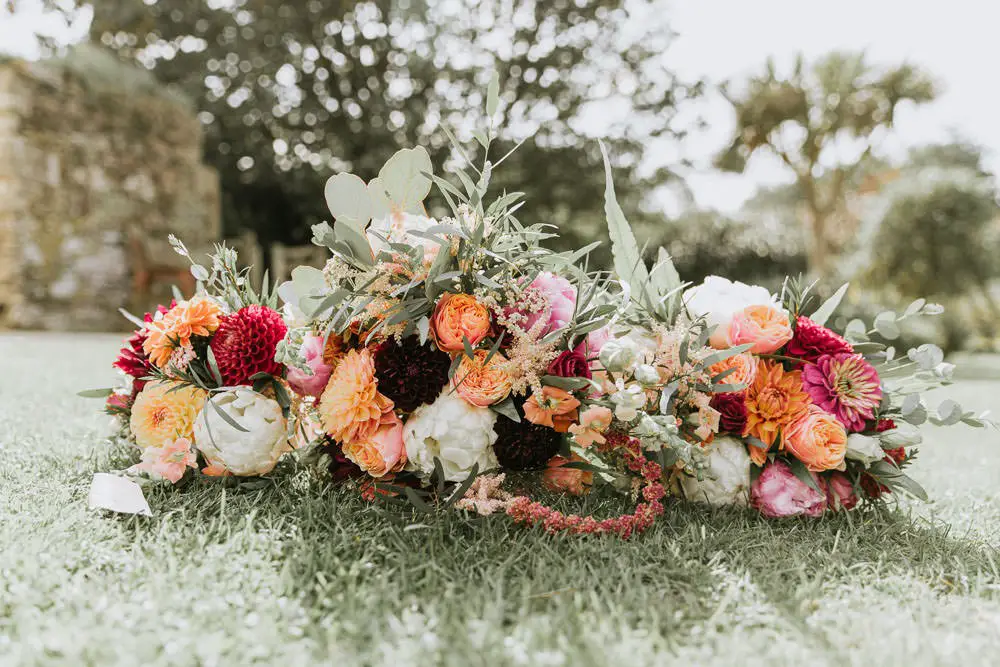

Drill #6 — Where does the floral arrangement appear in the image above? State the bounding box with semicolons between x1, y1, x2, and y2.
88;77;991;534
90;241;301;485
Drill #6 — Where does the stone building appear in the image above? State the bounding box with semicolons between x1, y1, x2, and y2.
0;45;221;331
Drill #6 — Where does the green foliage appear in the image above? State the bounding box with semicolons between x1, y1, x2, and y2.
77;0;698;254
867;180;1000;299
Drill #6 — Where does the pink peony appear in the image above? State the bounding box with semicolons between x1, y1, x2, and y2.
825;472;858;511
750;460;826;518
802;353;882;432
787;317;854;362
508;272;577;337
286;334;335;398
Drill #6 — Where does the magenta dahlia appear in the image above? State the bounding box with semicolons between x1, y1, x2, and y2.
709;391;748;433
209;305;288;386
787;317;854;362
802;353;882;432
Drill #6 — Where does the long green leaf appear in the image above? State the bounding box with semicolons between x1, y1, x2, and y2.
599;140;651;310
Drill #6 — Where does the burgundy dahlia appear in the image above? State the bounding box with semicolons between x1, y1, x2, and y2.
493;412;563;470
113;303;171;380
373;336;451;413
210;305;288;386
787;316;854;362
710;391;748;433
547;349;592;379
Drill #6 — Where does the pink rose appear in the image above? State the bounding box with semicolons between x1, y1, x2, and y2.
286;334;335;398
574;325;613;363
342;413;407;478
507;272;577;337
750;459;826;518
825;472;858;511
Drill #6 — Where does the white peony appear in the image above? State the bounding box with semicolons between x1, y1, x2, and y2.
194;388;289;476
680;436;751;507
366;211;439;253
683;276;779;330
403;391;499;482
845;434;885;466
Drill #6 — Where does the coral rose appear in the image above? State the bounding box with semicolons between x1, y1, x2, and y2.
708;351;758;391
318;348;395;445
715;304;793;354
453;349;513;407
750;459;826;518
542;454;593;496
524;386;581;433
342;412;407;478
430;293;492;353
784;405;848;472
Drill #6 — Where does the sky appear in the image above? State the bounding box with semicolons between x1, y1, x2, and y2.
2;0;999;213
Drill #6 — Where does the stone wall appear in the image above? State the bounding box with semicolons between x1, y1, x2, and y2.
0;46;221;331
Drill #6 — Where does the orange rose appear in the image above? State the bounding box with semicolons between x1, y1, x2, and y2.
784;405;847;472
342;413;407;478
453;349;513;407
713;304;792;354
542;454;593;496
708;351;758;391
430;293;492;353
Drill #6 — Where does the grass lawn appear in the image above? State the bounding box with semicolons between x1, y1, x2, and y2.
2;332;1000;666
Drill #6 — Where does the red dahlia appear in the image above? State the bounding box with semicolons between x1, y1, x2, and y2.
210;305;288;386
876;418;896;433
787;316;854;362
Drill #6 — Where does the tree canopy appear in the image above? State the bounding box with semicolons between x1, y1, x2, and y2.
66;0;700;263
716;51;936;277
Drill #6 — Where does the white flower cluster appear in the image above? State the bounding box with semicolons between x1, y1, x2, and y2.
403;391;499;482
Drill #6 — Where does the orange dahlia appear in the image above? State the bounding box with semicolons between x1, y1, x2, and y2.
143;297;222;368
318;348;395;445
743;360;811;465
129;380;207;449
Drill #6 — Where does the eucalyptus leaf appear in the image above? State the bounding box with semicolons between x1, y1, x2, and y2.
324;172;373;226
378;147;433;212
874;311;900;340
809;282;849;326
78;387;114;399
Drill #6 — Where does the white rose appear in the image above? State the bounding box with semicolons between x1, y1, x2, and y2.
845;434;885;466
403;391;499;482
599;336;642;373
683;276;779;330
680;436;751;507
194;388;289;476
366;211;439;253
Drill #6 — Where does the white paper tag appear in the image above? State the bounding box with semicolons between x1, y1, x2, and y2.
88;473;153;516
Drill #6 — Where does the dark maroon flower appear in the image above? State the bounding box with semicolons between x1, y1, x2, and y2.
710;391;748;434
787;316;854;362
210;305;288;386
546;350;592;379
321;437;365;484
373;336;452;413
493;411;563;470
112;303;171;379
860;473;889;499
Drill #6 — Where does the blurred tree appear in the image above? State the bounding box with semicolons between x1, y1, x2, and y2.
715;51;936;278
47;0;699;263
